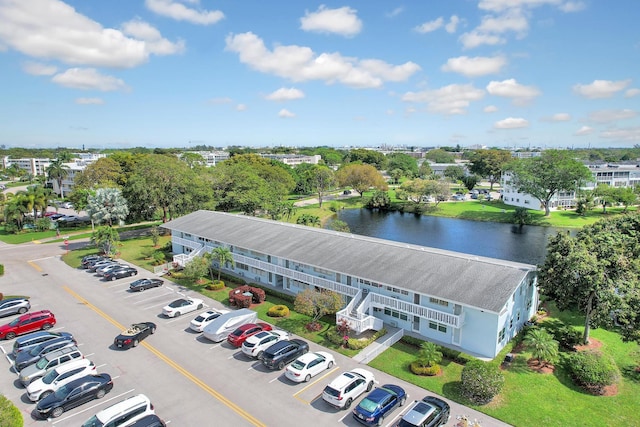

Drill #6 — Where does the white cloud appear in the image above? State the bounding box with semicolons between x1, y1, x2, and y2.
386;109;395;115
459;31;505;49
75;97;104;105
225;32;420;89
265;87;305;101
624;88;640;98
0;0;183;68
145;0;224;25
573;79;631;98
549;113;571;121
484;105;498;113
486;79;540;103
121;20;185;55
415;17;444;34
445;16;461;33
558;1;587;12
300;6;362;37
574;125;594;136
386;7;404;18
478;0;573;13
587;109;637;123
494;117;529;129
278;109;295;118
600;127;640;142
22;61;57;76
236;104;247;111
51;68;129;91
477;10;529;35
402;84;485;115
441;55;507;77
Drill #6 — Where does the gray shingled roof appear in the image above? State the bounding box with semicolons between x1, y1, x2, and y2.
162;210;535;313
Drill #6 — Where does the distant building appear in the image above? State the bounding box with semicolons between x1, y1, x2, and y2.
2;156;51;176
426;160;470;177
182;151;230;167
501;162;640;211
260;154;321;166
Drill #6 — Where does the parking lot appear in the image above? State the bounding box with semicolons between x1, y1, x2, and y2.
0;241;507;427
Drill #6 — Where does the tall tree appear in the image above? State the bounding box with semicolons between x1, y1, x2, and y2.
386;153;418;178
398;179;450;206
46;159;70;198
205;247;235;282
443;165;466;182
91;226;120;256
74;157;124;189
424;149;455;163
344;149;387;169
87;188;130;226
506;150;592;216
468;149;513;190
306;165;335;208
294;289;343;326
538;214;640;344
335;164;387;197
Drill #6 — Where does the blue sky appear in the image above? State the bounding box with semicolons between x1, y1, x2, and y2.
0;0;639;150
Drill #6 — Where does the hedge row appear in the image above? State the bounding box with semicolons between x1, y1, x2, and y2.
400;335;474;365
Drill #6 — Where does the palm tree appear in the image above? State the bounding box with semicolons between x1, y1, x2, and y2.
414;342;443;368
523;328;559;367
20;185;49;219
205;247;234;282
46;159;70;198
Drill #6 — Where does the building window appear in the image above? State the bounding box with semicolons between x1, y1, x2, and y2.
498;328;506;342
517;310;521;322
429;321;447;333
509;317;513;329
429;297;449;307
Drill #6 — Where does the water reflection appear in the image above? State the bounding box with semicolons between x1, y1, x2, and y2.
337;209;573;265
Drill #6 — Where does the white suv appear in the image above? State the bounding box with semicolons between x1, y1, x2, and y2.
27;359;96;402
241;330;289;359
82;394;154;427
322;368;376;409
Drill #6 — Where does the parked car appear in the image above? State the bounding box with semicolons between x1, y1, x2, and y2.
162;298;203;318
19;346;84;385
241;330;289;359
451;194;465;201
285;351;335;383
352;384;407;425
322;369;376;409
60;202;74;209
95;262;124;276
0;310;56;340
189;309;230;332
396;396;451;427
26;359;97;402
0;297;30;317
130;414;167;427
14;335;77;371
12;331;74;358
114;322;156;349
57;215;83;224
36;373;113;418
261;339;309;370
202;308;257;342
82;256;110;269
104;266;138;281
129;278;164;292
81;394;155;427
87;259;118;272
226;322;272;347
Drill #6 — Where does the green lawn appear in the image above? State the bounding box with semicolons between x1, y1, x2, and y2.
370;305;640;427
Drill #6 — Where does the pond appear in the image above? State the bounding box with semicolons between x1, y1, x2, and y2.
336;209;572;265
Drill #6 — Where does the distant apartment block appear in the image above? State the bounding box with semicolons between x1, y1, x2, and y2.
260;154;322;166
182;151;230;167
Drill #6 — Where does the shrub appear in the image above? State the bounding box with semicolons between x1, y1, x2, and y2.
206;280;225;291
267;305;290;317
0;394;22;427
0;264;4;276
460;360;505;405
542;321;582;351
152;251;166;265
567;351;620;395
400;335;424;348
410;362;441;376
305;321;323;332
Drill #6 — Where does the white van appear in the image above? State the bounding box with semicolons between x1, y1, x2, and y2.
26;358;96;401
202;308;257;342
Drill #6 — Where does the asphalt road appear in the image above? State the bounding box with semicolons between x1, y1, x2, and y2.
0;239;510;427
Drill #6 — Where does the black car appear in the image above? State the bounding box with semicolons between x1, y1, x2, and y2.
14;336;77;371
36;373;113;419
261;339;309;370
104;266;138;281
129;278;164;292
130;414;167;427
396;396;450;427
114;322;156;349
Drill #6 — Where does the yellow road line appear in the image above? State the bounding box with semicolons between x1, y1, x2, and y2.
63;286;266;427
292;365;340;404
28;261;42;272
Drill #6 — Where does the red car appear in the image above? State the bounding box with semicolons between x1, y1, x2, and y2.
0;310;57;340
227;322;272;347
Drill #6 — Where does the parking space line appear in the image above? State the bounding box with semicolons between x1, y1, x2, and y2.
292;365;340;404
28;260;42;272
132;291;175;302
269;374;282;383
108;282;131;289
51;388;135;425
142;302;171;310
63;286;266;427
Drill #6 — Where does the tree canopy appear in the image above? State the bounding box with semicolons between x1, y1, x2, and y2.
468;149;512;189
506;150;592;216
335;163;387;196
538;214;640;344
